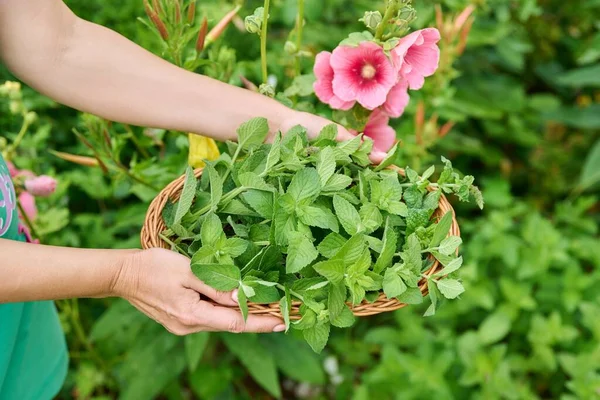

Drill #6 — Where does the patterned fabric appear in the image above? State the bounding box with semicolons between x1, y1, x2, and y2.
0;154;68;400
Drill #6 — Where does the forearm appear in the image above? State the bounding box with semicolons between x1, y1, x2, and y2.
0;239;136;303
0;0;293;141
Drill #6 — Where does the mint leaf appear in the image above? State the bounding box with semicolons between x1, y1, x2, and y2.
303;322;330;353
287;168;321;201
438;236;462;256
402;233;422;273
286;232;319;273
316;147;336;186
279;295;291;332
333;195;362;235
359;203;383;234
237;117;269;151
239;172;276;192
315;124;338;142
205;163;223;208
328;282;347;320
200;212;223;246
374;143;400;171
322;174;353;192
383;269;407;298
242;190;274;219
374;218;397;273
333;234;366;266
424;278;440;316
220;199;256;216
430;211;453;247
265;132;281;172
331;306;356;328
174;167;197;224
237;284;249;321
397;287;423;304
223;238;248;258
191;264;241;291
312;259;345;284
337;135;362;155
293;308;317;330
433;256;463;277
298;205;339;232
436;279;465;299
317;232;347;258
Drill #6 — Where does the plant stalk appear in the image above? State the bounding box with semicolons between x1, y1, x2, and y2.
260;0;271;83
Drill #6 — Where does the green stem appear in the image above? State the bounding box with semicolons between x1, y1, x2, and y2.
221;145;242;183
260;0;271;84
6;118;31;157
191;185;249;227
276;283;305;302
375;2;396;41
294;0;305;76
159;233;190;257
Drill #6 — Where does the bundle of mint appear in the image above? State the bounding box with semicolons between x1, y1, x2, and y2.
142;117;483;352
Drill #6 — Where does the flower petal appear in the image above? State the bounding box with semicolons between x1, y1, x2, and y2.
382;81;410;118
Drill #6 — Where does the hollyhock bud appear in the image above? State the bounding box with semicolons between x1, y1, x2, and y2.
284;41;298;55
244;15;261;34
24;112;37;125
18;192;37;222
360;11;382;30
259;83;275;98
24;175;57;197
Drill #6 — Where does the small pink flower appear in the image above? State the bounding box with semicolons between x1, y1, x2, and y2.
24;175;57;197
330;42;397;110
18;192;37;221
382;80;410;118
392;28;441;90
351;110;396;153
313;51;355;110
6;161;18;178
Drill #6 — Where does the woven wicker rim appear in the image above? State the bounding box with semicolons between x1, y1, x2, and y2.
141;166;460;319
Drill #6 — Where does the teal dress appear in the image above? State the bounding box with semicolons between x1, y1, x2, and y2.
0;154;68;399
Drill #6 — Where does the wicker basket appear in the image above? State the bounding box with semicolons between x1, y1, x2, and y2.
141;166;460;319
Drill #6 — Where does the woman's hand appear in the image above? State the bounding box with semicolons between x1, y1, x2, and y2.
112;248;285;335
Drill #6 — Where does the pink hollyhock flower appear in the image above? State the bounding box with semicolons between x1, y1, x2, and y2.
330;41;397;110
351;110;396;153
6;161;18;178
392;28;441;90
382;80;410;118
24;175;57;197
313;52;355;110
18;192;37;221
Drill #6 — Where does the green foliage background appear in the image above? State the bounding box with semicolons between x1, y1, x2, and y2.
1;0;599;399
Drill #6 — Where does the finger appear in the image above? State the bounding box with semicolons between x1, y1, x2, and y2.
334;124;356;141
196;302;285;333
185;273;238;307
369;149;387;164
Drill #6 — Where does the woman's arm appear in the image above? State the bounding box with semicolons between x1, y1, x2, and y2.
0;0;369;149
0;240;284;334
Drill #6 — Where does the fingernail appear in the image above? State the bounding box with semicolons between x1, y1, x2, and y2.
231;289;239;303
273;324;286;332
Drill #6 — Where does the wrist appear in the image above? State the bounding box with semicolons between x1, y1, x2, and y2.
108;249;143;299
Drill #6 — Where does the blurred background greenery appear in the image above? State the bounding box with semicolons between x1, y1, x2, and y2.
1;0;599;399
